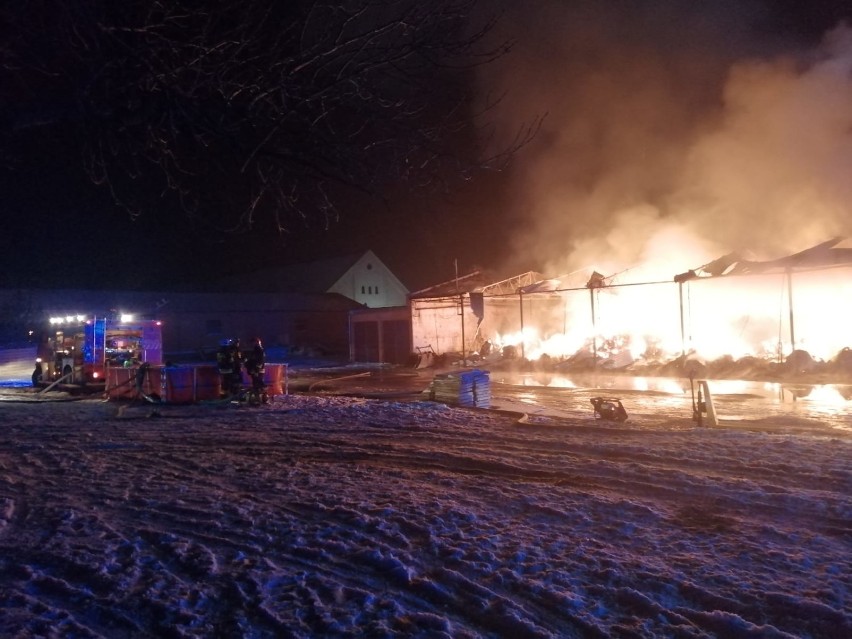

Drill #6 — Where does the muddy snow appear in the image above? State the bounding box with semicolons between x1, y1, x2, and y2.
0;388;849;638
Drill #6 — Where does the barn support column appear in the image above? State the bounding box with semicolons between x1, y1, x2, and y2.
679;281;686;357
787;268;796;354
589;287;598;365
519;290;525;360
459;293;467;366
585;272;607;366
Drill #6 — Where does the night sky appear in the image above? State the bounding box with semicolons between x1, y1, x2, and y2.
2;1;851;293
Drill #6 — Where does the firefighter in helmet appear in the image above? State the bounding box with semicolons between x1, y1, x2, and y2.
244;337;267;402
216;338;243;397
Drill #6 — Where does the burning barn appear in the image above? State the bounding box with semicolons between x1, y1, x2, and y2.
458;238;852;379
671;237;852;368
409;270;549;363
407;268;678;368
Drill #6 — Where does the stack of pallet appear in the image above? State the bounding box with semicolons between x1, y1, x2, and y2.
429;369;491;408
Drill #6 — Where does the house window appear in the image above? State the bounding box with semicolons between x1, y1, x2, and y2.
368;286;372;294
376;286;379;295
361;286;365;294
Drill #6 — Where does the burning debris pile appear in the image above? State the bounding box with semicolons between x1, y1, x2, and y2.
476;344;852;385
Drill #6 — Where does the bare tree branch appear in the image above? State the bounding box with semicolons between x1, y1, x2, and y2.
0;0;535;233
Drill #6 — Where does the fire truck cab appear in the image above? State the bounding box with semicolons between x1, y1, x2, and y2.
40;315;163;386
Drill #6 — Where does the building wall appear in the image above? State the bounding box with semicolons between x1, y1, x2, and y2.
349;306;411;364
160;306;354;360
410;292;572;359
410;296;481;356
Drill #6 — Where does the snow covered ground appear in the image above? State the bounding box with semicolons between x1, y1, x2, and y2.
0;387;849;638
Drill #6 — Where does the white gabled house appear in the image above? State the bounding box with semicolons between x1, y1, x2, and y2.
218;250;413;363
225;249;408;309
325;250;409;308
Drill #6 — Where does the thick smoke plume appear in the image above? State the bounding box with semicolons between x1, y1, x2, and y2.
481;1;852;281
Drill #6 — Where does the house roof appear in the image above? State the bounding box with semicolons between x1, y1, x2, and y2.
219;253;364;293
218;250;404;294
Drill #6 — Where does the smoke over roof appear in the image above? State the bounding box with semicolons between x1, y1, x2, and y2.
478;0;852;281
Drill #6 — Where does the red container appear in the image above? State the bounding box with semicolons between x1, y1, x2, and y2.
105;367;137;400
106;364;224;403
264;363;287;396
193;365;222;401
162;367;194;404
143;367;165;400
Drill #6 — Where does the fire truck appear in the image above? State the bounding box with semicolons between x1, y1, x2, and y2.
37;315;163;387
